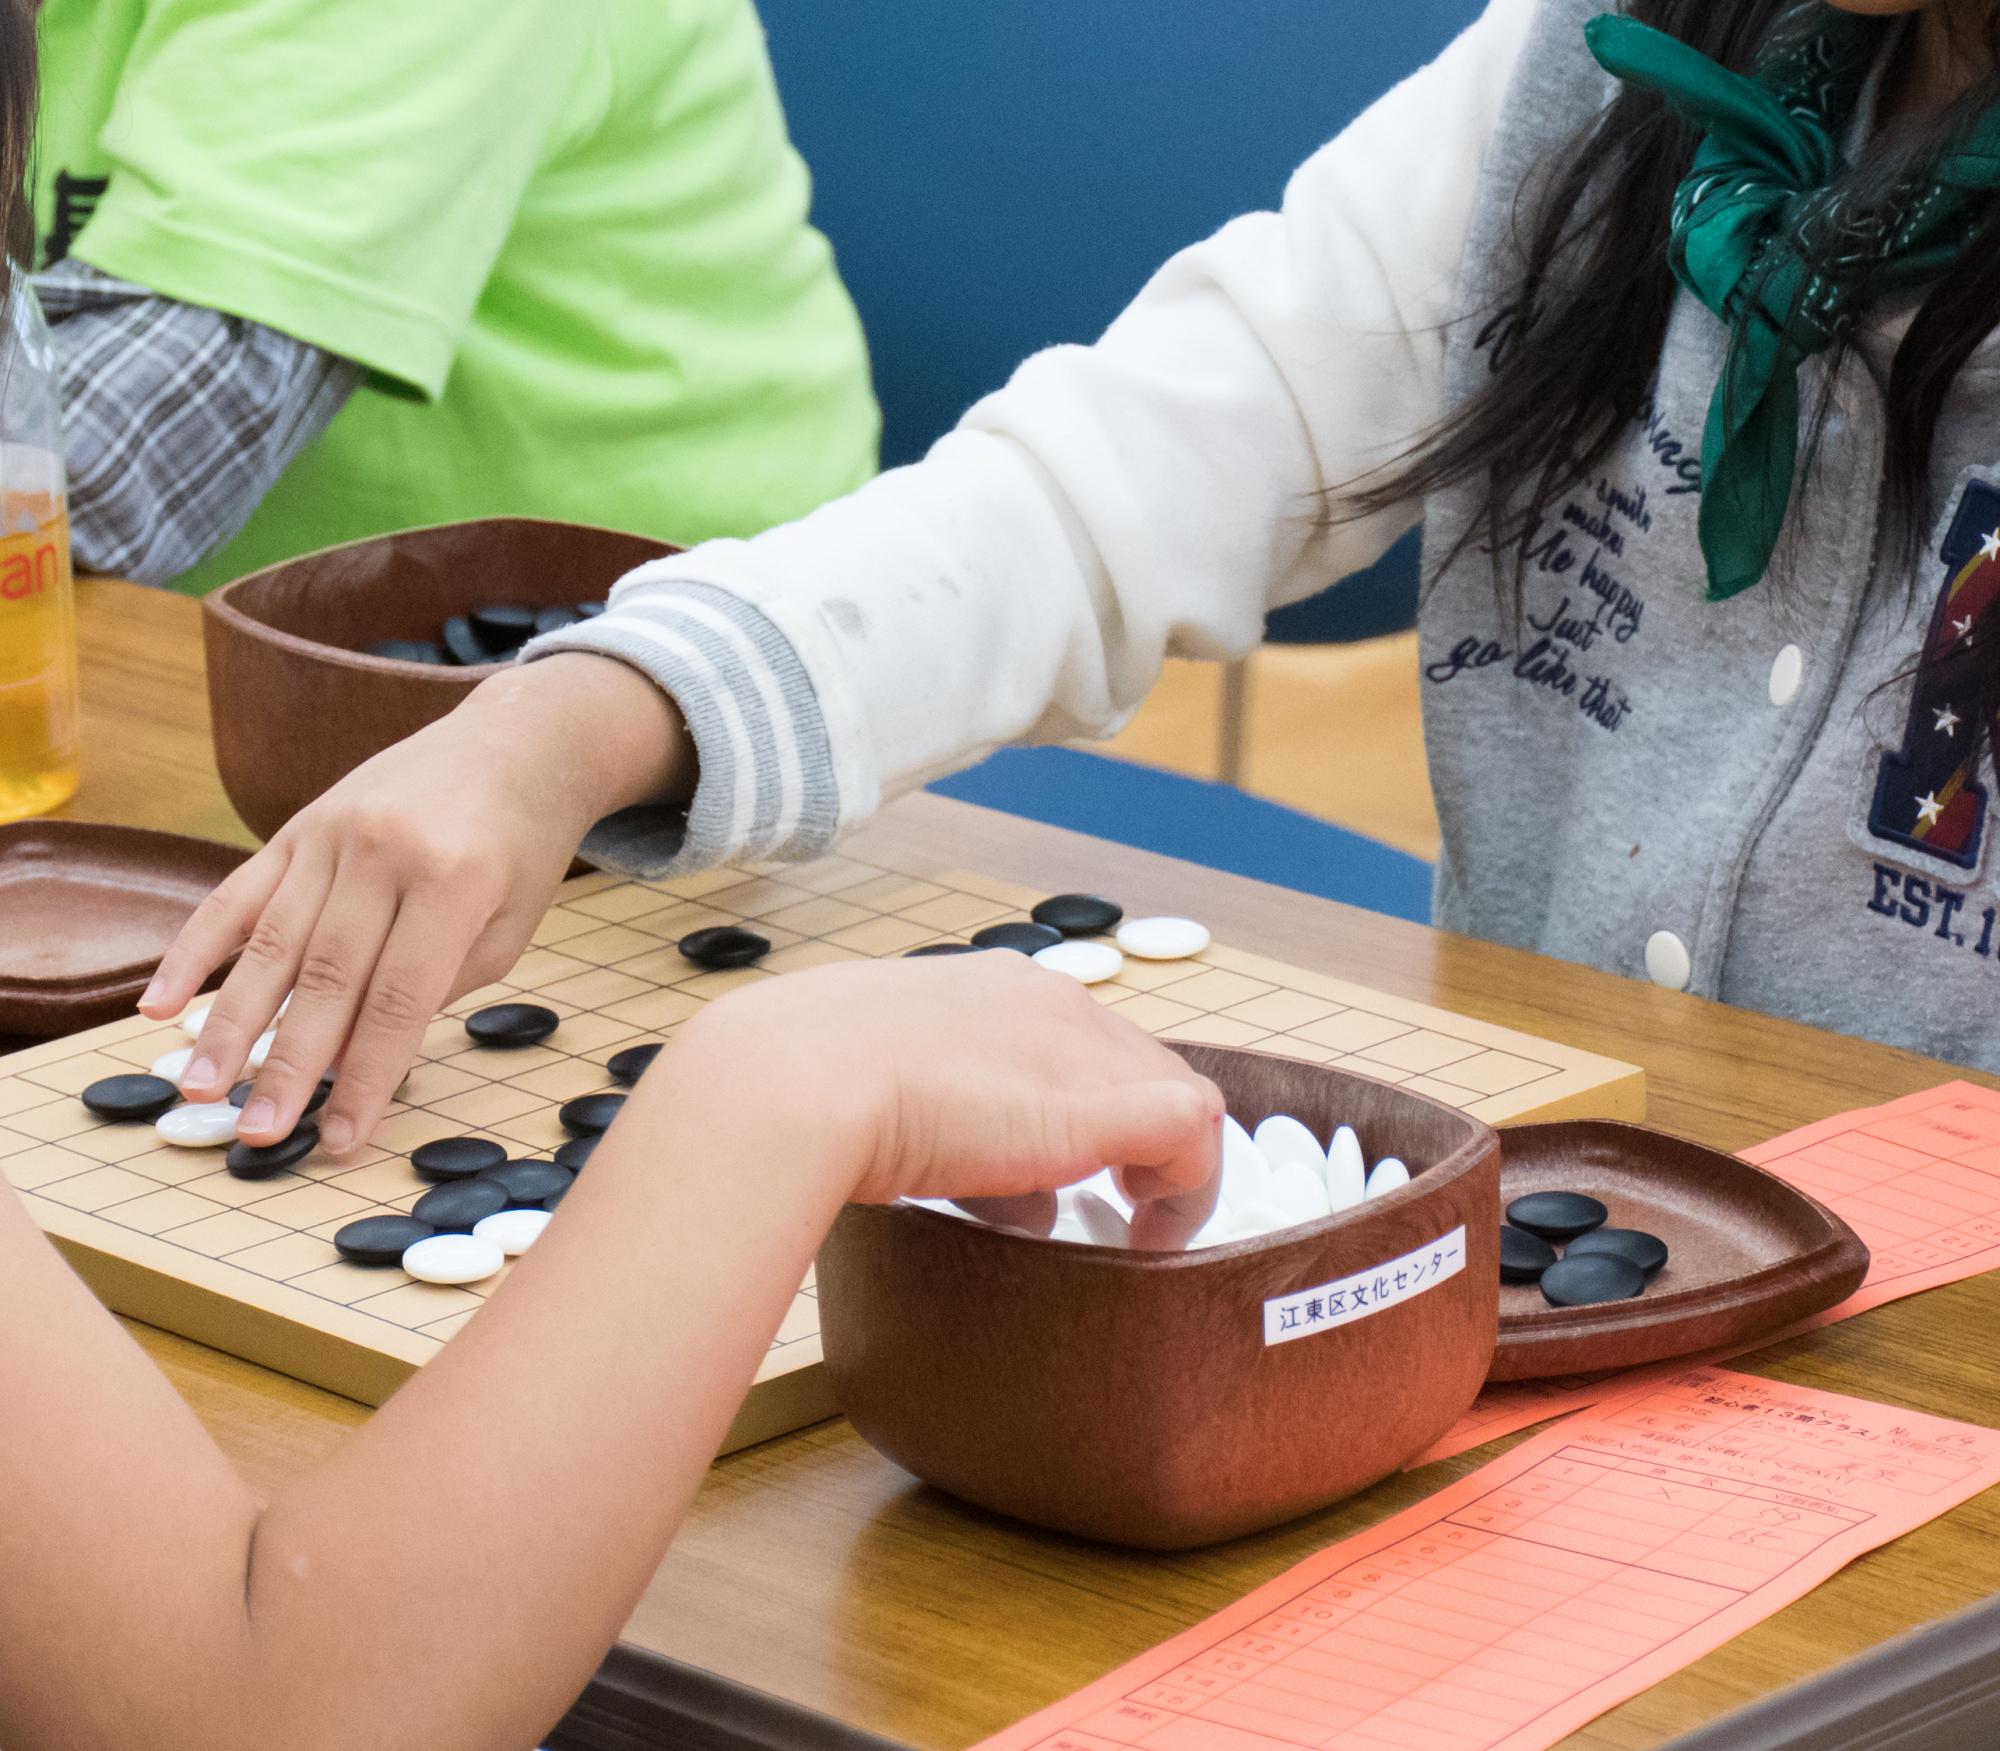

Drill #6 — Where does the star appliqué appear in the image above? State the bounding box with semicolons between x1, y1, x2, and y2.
1954;615;1975;642
1916;791;1946;829
1936;704;1962;738
1980;529;2000;563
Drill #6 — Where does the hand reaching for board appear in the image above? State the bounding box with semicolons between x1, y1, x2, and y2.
140;653;691;1155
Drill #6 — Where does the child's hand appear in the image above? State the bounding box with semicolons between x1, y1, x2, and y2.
677;953;1224;1214
143;655;689;1155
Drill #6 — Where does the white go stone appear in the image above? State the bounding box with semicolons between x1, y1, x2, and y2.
402;1233;506;1285
1365;1157;1411;1199
1113;915;1211;961
1270;1160;1333;1223
151;1045;195;1083
154;1102;241;1148
178;1001;212;1041
1253;1114;1325;1179
1072;1189;1132;1247
1074;1167;1133;1219
246;1030;277;1070
1327;1125;1367;1211
1222;1115;1274;1206
1049;1212;1093;1245
1031;938;1124;984
900;1196;977;1221
1226;1201;1295;1242
473;1209;552;1256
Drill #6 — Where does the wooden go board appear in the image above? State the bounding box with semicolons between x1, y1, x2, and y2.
0;849;1642;1451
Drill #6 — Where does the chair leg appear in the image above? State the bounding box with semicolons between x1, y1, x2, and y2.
1218;658;1250;787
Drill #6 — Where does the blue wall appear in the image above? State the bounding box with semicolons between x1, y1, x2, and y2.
761;2;1484;469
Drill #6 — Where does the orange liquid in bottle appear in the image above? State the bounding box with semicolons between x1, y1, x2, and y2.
0;493;79;822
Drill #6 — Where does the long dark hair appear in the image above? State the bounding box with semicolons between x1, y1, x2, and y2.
0;0;33;295
1347;0;2000;604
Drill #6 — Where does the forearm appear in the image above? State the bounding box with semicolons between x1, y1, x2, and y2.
0;1020;857;1751
240;1021;858;1750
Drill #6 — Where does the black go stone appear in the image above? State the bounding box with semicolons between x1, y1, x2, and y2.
1539;1252;1647;1308
471;602;539;651
1505;1191;1610;1244
1030;893;1123;936
534;604;582;637
575;600;606;618
970;921;1065;955
480;1158;573;1207
559;1092;626;1136
412;1178;509;1232
226;1122;320;1180
1566;1227;1670;1279
81;1073;182;1123
543;1178;572;1211
554;1135;598;1171
677;925;770;970
230;1074;333;1116
335;1213;435;1266
464;1002;559;1048
904;942;981;957
411;1136;508;1182
606;1042;662;1087
367;637;449;665
441;614;491;667
1499;1225;1558;1284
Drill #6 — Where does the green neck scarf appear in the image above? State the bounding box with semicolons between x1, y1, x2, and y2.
1586;9;2000;599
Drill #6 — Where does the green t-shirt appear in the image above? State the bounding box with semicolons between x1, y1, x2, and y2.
34;0;879;595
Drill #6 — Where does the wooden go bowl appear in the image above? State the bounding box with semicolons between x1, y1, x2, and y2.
202;518;676;841
816;1044;1502;1551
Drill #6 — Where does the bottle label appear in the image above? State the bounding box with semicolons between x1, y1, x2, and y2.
0;509;65;602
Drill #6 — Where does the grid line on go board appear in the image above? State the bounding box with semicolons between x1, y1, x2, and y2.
0;850;1637;1403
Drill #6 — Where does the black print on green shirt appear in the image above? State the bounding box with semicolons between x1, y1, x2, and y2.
1425;472;1648;733
41;169;107;267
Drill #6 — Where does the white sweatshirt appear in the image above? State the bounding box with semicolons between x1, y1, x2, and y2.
528;0;1540;875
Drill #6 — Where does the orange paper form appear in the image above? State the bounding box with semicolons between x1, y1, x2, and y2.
975;1366;2000;1751
1416;1081;2000;1466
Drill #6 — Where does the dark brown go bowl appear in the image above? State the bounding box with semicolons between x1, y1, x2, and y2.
1489;1120;1870;1382
817;1044;1501;1551
203;518;675;841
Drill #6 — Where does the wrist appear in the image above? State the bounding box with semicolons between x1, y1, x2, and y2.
467;653;694;826
666;996;884;1205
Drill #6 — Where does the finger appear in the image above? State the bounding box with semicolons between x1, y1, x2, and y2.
178;848;334;1102
314;889;491;1157
1124;1170;1222;1251
234;865;399;1146
141;846;292;1020
952;1191;1058;1236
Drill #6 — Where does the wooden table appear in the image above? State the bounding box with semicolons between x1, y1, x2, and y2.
47;578;2000;1750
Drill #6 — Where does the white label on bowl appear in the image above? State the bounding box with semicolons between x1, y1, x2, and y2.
1262;1226;1467;1346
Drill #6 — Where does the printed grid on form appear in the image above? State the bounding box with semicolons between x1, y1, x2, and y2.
1417;1079;2000;1468
0;847;1639;1417
978;1366;2000;1751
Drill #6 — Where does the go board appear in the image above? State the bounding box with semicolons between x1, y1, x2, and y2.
0;847;1642;1450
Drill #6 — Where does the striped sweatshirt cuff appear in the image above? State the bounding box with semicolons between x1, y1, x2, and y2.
518;581;843;879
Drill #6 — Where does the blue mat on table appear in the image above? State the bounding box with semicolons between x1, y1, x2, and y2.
926;747;1434;925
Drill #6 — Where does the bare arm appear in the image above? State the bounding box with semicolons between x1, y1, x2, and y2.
0;956;1218;1751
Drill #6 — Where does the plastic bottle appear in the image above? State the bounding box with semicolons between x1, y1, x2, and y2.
0;273;78;823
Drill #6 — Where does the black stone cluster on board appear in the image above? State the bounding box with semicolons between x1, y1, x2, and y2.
902;891;1124;959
